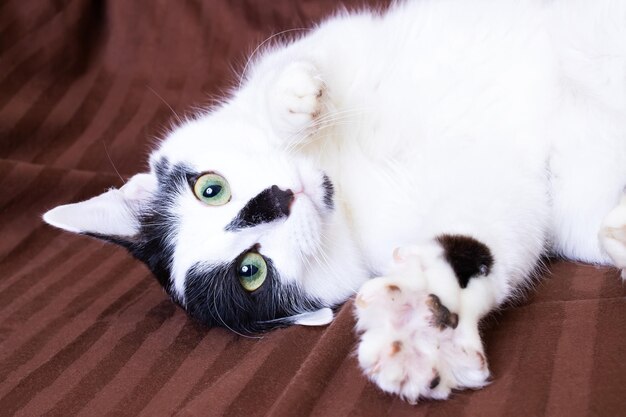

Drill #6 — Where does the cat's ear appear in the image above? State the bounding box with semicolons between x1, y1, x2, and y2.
43;173;156;242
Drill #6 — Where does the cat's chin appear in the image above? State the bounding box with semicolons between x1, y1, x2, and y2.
292;188;326;215
284;194;324;257
291;164;334;213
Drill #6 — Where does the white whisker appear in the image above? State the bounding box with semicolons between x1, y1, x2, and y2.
239;28;311;90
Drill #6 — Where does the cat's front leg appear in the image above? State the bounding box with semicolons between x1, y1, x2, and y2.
355;236;499;403
265;61;327;140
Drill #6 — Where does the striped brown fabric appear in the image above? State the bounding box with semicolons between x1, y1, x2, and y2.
1;1;625;416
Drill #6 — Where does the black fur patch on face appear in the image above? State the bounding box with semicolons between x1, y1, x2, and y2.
91;159;189;298
84;158;325;332
183;251;324;333
127;160;189;295
436;234;494;289
322;174;334;210
226;185;294;231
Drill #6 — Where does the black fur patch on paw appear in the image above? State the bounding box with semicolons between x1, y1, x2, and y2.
426;294;459;330
436;234;494;289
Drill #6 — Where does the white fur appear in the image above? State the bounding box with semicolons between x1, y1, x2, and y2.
43;0;626;402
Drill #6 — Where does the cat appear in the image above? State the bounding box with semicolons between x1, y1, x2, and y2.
43;0;626;403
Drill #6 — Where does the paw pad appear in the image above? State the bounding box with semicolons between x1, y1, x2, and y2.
426;294;459;330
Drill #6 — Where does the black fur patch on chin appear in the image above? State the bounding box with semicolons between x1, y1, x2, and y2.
436;234;494;289
183;253;324;334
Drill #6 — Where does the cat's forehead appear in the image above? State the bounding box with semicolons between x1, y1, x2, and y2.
150;113;272;171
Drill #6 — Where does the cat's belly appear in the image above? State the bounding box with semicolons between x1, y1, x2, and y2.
334;132;551;277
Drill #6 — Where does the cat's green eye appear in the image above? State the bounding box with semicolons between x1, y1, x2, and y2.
238;252;267;292
193;173;231;206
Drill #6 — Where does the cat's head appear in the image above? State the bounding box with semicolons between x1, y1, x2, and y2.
43;109;363;333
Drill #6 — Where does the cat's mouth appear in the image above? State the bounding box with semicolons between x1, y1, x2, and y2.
290;173;334;213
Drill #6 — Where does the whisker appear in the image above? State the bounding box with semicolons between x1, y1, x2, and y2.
239;27;312;89
210;278;263;340
282;107;370;144
102;140;125;185
282;108;372;156
146;84;183;125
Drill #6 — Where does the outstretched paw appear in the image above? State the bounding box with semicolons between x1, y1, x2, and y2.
355;249;490;403
268;61;325;136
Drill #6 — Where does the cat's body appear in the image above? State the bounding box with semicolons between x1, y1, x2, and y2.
44;0;626;403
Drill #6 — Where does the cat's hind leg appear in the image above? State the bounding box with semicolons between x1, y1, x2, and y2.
355;236;501;402
599;195;626;279
547;30;626;266
548;127;626;265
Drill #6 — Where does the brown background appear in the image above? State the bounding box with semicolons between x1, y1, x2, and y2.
1;1;625;416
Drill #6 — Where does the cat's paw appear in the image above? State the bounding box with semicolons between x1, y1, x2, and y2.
354;250;490;403
267;61;325;137
600;195;626;279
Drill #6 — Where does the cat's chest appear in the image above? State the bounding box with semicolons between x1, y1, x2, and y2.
331;150;430;274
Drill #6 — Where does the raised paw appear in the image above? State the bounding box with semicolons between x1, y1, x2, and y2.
355;269;489;403
267;61;325;136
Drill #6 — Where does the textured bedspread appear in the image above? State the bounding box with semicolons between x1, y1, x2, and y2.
1;1;625;416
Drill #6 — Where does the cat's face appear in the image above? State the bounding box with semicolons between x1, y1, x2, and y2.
44;110;362;333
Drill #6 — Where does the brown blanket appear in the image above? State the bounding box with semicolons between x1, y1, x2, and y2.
1;1;624;416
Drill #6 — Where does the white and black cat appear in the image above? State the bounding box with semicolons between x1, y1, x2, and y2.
43;0;626;403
